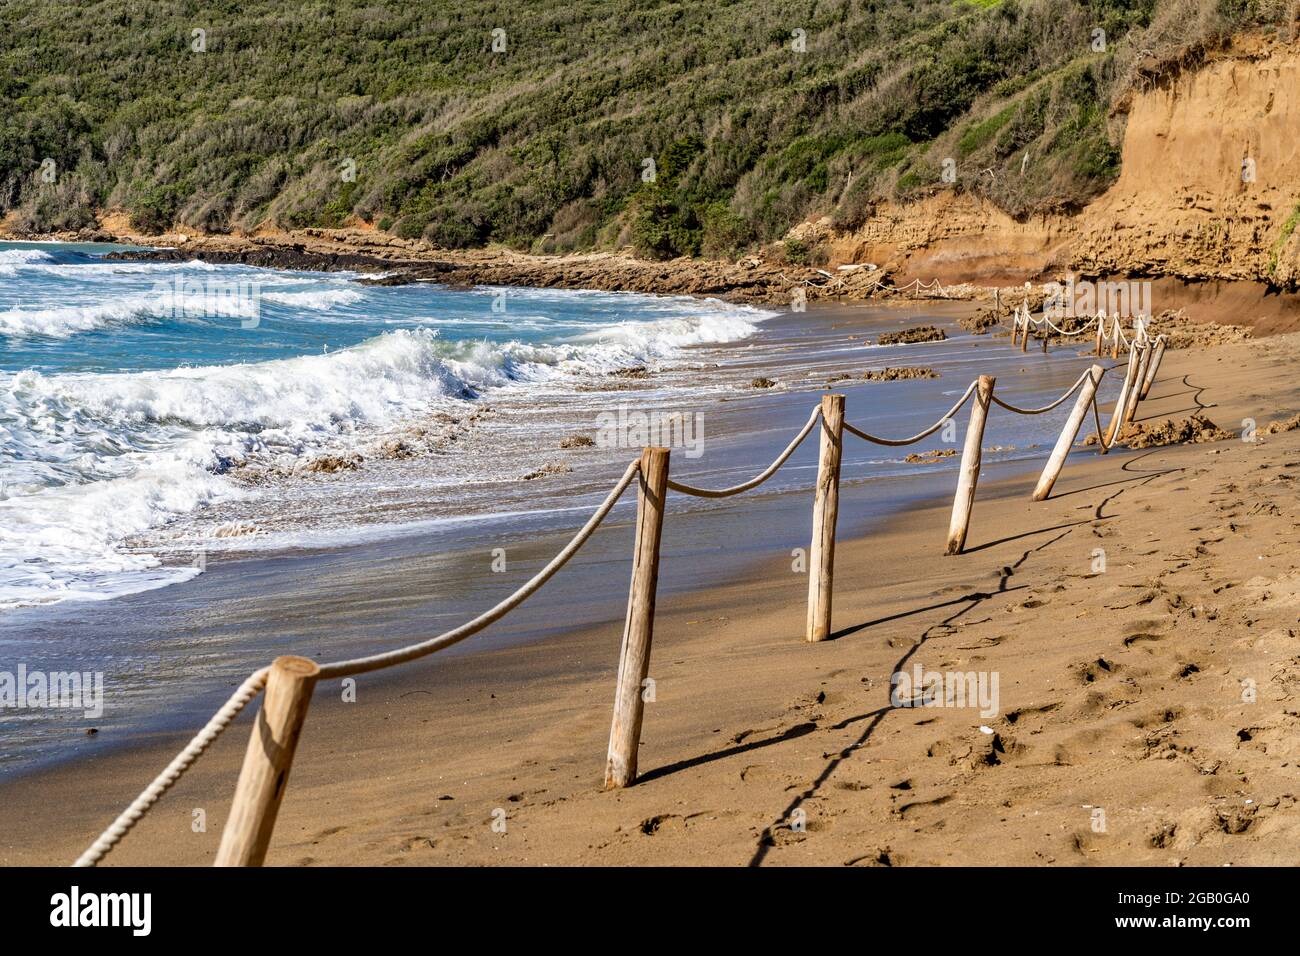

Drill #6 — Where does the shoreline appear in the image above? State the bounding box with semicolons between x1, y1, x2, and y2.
0;434;1069;785
0;227;953;306
8;228;1300;338
3;332;1297;865
0;414;1078;860
0;293;1121;778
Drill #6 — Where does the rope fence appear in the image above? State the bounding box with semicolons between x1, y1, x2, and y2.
317;459;642;680
666;406;820;498
72;330;1166;868
989;367;1093;416
73;668;270;868
1007;302;1152;359
842;379;979;447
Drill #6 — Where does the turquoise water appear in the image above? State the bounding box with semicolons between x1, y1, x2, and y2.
0;246;1128;776
0;241;770;610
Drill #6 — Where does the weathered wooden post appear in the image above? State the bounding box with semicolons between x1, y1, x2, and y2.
215;656;320;866
1094;314;1105;356
604;446;670;789
1032;365;1104;501
1020;309;1029;352
946;375;995;555
1110;314;1121;359
1103;346;1141;446
1138;337;1165;399
1122;343;1149;425
806;394;845;642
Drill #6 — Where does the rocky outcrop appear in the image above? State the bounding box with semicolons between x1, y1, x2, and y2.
824;36;1300;333
1119;415;1237;449
877;326;946;346
1075;35;1300;287
105;230;844;306
861;366;939;381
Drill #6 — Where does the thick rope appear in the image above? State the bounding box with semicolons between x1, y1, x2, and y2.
843;379;979;446
666;405;820;498
888;277;948;297
1090;393;1119;451
989;368;1093;416
73;457;642;866
317;458;641;679
72;329;1166;867
73;667;270;867
1090;338;1154;451
1029;313;1101;337
1013;308;1152;348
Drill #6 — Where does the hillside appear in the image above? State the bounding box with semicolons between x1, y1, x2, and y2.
1;0;1290;260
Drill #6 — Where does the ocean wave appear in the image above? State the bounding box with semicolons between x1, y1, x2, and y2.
23;257;224;277
5;305;755;437
5;301;769;472
0;248;56;264
0;293;768;610
572;303;765;351
263;287;365;309
0;289;259;338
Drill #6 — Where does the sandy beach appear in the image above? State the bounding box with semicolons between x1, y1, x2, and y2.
2;322;1296;867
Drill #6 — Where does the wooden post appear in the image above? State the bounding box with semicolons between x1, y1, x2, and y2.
1041;322;1049;352
1110;316;1121;359
1032;365;1104;501
946;375;995;555
1138;338;1165;399
1122;343;1149;425
1094;315;1104;357
215;656;320;867
806;394;845;642
1010;311;1019;346
1103;347;1140;446
604;446;670;789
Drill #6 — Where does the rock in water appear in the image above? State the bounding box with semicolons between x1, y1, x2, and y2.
878;325;947;346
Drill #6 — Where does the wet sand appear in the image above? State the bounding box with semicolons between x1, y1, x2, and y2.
0;301;1110;775
1;330;1297;866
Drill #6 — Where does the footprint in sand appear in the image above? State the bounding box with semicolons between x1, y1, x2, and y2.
1077;658;1120;683
1005;701;1061;726
845;847;899;866
892;792;953;818
1122;631;1166;648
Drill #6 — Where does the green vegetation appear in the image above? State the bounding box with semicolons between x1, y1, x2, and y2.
0;0;1284;257
1268;202;1300;278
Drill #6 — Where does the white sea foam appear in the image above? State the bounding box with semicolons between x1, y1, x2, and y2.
263;288;365;309
572;305;761;351
25;257;224;277
0;297;770;609
0;248;55;265
0;289;259;337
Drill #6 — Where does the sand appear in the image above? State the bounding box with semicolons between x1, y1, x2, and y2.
1;330;1298;867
